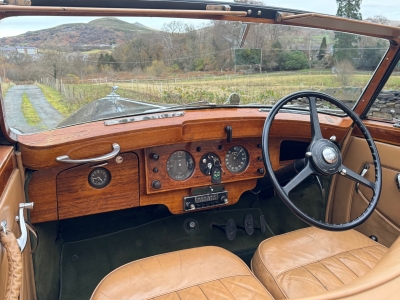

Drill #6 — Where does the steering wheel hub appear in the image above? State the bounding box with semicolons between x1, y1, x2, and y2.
310;140;342;175
322;147;338;164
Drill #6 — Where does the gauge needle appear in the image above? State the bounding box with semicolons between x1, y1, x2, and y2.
93;177;103;183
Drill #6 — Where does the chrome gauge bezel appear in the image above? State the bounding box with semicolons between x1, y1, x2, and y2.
166;150;195;181
225;145;249;173
88;167;112;189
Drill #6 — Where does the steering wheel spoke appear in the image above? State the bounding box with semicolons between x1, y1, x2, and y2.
308;96;323;142
339;165;376;190
262;91;381;231
282;163;314;195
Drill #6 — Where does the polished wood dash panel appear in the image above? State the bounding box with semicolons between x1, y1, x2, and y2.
145;138;264;193
140;179;257;214
18;109;352;170
57;153;139;220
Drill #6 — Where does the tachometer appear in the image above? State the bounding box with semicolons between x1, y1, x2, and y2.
225;146;249;173
166;151;195;181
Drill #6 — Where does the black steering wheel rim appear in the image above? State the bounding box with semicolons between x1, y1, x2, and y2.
262;91;382;231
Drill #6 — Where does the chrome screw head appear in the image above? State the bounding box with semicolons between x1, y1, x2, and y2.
116;156;123;163
340;169;347;176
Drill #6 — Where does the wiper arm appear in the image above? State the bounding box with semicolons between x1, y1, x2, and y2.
143;100;217;114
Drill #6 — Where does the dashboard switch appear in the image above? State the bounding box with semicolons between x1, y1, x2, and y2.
225;126;232;143
152;180;161;189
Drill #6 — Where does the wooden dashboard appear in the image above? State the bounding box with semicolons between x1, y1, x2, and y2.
18;108;352;223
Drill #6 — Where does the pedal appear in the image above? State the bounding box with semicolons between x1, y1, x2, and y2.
212;218;237;241
243;213;254;236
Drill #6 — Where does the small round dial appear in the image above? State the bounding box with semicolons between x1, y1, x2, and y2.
166;151;195;181
199;153;221;175
225;146;249;173
88;167;111;189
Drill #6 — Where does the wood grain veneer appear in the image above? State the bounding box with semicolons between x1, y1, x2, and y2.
0;146;16;197
29;166;66;223
353;119;400;146
57;153;139;220
145;138;264;193
18;109;352;170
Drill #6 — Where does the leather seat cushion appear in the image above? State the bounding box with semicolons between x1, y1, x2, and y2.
91;246;274;300
252;227;387;299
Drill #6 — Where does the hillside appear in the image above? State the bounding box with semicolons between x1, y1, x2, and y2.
0;17;155;50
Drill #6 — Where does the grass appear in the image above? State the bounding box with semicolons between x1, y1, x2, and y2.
1;82;13;98
37;84;70;117
21;92;42;126
41;70;400;116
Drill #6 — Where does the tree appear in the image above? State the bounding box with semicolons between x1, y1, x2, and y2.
334;1;362;62
336;0;362;20
366;15;389;25
281;51;309;71
318;37;328;61
41;48;70;80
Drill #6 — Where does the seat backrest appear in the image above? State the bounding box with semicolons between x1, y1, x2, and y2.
297;236;400;300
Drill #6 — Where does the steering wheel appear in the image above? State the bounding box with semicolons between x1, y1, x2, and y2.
262;91;382;231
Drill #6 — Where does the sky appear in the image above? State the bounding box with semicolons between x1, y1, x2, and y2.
0;0;398;38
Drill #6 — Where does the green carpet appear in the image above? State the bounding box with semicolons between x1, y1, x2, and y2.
59;208;271;300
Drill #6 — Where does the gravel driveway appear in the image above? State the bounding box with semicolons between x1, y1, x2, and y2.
3;85;64;133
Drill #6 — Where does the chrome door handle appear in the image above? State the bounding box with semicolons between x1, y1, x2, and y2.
56;143;120;164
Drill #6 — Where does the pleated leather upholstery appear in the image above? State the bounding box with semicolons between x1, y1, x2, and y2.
91;246;274;300
252;227;387;299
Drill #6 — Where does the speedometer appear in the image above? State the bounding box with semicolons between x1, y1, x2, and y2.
166;151;195;181
225;146;249;173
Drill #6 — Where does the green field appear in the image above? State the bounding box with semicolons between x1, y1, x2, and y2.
42;71;400;115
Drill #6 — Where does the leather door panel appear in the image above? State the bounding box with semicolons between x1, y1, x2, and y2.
0;148;36;300
328;137;400;247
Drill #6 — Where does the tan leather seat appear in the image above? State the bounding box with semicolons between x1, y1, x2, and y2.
252;227;387;299
91;246;274;300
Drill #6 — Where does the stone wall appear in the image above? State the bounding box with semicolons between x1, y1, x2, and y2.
368;90;400;120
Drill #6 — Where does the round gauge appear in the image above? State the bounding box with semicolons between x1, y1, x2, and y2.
88;167;111;189
166;151;195;181
199;153;221;175
225;146;249;173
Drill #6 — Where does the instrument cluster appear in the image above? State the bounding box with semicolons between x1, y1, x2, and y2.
166;146;250;183
146;138;265;193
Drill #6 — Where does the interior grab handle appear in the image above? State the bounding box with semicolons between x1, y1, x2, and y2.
17;202;34;252
56;143;120;164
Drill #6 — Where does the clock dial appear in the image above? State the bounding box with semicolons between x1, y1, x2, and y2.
88;167;111;189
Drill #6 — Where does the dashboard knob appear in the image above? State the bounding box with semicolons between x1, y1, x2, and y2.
221;196;228;203
152;180;161;189
257;168;265;175
152;153;160;161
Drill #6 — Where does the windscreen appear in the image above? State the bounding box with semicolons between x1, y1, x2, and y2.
0;16;389;133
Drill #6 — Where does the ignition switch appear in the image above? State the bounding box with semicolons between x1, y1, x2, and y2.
199;153;222;184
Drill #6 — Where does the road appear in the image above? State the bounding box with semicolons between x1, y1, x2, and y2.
3;85;64;133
